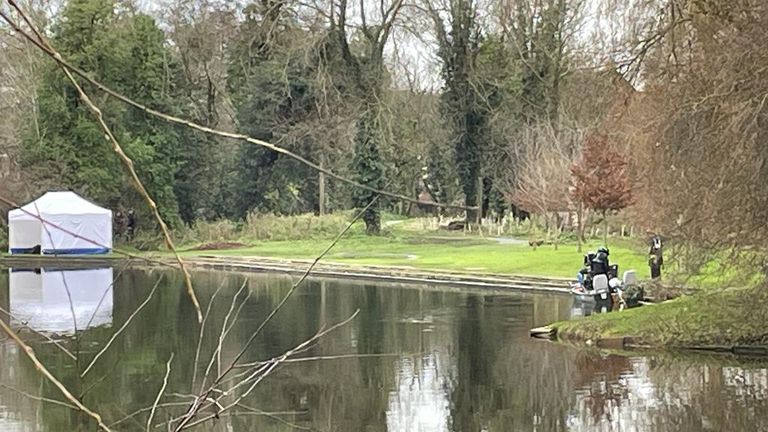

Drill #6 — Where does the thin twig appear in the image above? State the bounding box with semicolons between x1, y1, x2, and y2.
108;402;191;428
172;191;382;429
234;403;311;431
147;352;175;432
83;258;137;331
191;277;229;388
176;311;359;431
79;369;112;399
217;281;250;379
216;193;384;385
0;384;79;410
186;313;358;428
81;275;164;378
234;352;402;368
174;364;278;430
198;279;250;392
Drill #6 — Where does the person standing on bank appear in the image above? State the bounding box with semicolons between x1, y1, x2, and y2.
126;209;137;241
648;233;663;279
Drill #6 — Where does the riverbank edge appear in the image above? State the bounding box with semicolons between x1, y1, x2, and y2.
531;324;768;357
0;254;573;295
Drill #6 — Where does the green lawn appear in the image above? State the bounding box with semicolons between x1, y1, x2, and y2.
176;232;650;279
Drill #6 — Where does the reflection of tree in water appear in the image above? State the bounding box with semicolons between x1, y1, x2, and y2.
449;294;492;431
571;350;633;425
566;353;768;432
446;294;578;431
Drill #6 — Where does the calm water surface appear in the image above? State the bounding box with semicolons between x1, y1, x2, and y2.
0;266;766;431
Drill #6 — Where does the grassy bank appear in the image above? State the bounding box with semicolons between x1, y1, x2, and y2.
552;286;768;347
167;216;650;278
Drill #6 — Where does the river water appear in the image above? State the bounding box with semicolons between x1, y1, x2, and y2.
0;266;766;431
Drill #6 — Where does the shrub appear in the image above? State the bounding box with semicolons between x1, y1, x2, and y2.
174;212;368;248
239;212;362;241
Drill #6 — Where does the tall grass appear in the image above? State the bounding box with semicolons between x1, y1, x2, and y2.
176;211;366;247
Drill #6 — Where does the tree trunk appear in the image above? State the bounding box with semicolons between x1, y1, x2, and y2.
318;160;326;216
602;210;608;246
576;202;583;252
475;176;483;226
352;102;384;235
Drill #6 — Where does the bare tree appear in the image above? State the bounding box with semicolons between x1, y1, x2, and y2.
499;122;577;247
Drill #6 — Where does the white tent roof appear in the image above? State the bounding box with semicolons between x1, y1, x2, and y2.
8;191;111;221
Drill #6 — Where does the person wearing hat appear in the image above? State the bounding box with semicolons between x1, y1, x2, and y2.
591;246;610;276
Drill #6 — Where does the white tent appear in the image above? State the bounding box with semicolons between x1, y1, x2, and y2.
8;191;112;255
9;267;114;334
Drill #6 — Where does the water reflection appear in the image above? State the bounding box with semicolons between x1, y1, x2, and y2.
0;267;765;431
387;352;452;432
8;267;113;333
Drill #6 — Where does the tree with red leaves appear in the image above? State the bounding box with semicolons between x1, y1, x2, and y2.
571;134;633;245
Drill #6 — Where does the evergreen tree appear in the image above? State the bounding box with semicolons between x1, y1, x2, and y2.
226;3;322;218
330;0;403;234
350;100;386;232
25;0;184;226
430;0;497;222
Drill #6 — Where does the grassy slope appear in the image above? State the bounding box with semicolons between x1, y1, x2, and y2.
178;232;649;278
554;286;768;346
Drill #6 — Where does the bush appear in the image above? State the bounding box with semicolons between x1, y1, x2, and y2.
175;212;367;247
124;230;165;251
239;211;363;241
177;219;240;246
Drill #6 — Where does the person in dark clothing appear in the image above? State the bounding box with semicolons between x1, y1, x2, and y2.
649;234;663;279
114;210;125;239
591;247;610;276
584;252;596;267
126;209;137;241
